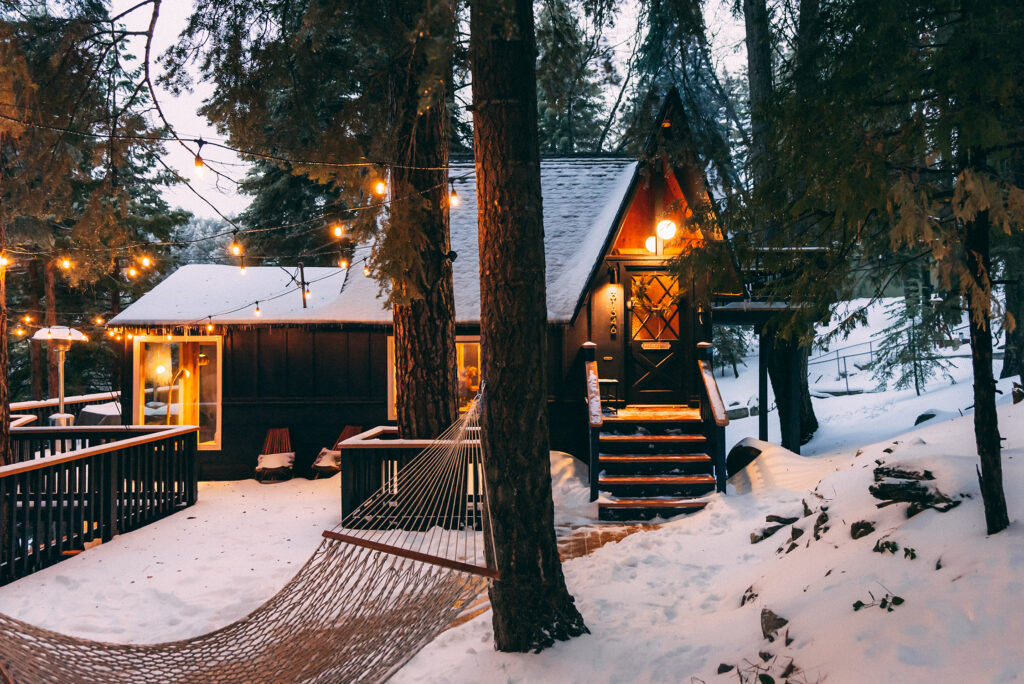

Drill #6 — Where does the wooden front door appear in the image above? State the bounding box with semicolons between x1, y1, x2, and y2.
626;272;687;404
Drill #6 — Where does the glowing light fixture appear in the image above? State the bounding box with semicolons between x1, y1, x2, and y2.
107;330;115;338
363;264;371;276
229;230;243;257
645;236;657;254
60;258;72;271
339;258;349;270
140;255;152;268
656;219;678;240
449;184;460;207
332;223;345;238
94;317;104;325
166;333;172;340
23;315;32;323
0;254;10;267
127;267;139;278
156;365;167;376
254;301;262;317
193;140;206;179
15;327;25;337
373;179;387;196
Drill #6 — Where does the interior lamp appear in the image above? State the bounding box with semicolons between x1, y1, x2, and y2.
656;219;678;240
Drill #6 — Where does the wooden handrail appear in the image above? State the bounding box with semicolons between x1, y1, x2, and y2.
698;360;729;427
322;530;500;580
11;391;121;412
0;425;198;478
583;342;602;428
9;415;36;427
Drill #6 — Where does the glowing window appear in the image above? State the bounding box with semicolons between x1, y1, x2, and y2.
387;337;481;419
133;336;222;449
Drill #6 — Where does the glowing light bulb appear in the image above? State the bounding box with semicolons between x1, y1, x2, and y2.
254;302;262;317
127;267;139;278
206;323;214;332
194;154;206;179
23;315;31;323
95;317;104;325
645;236;657;254
339;258;349;270
107;330;115;338
156;365;167;376
656;219;677;240
304;288;311;299
15;327;25;336
363;265;371;276
0;254;9;267
166;333;172;340
449;186;460;207
230;242;242;257
332;224;345;238
60;258;72;271
127;333;133;340
373;179;387;196
140;256;152;268
116;335;122;341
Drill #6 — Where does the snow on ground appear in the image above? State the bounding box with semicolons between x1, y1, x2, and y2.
0;297;1021;682
396;399;1024;684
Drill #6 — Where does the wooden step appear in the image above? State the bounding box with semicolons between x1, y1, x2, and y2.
602;414;702;425
599;434;706;444
598;497;708;522
599;475;716;486
598;454;711;464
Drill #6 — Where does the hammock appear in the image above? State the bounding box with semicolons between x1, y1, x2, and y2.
0;398;495;684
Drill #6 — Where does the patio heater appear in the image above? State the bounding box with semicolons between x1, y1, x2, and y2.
33;326;89;426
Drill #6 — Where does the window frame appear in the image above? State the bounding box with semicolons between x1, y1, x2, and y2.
386;335;481;421
132;334;223;450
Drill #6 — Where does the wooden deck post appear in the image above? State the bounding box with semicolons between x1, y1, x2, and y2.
758;326;769;441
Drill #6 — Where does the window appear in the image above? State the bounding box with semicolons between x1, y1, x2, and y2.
133;336;222;449
387;336;481;420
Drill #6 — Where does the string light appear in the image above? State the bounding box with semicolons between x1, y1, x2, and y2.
23;315;32;323
449;183;460;207
304;287;312;300
107;330;115;338
94;317;105;325
15;327;25;336
127;333;133;340
127;266;139;278
0;254;10;267
339;258;349;270
229;230;243;257
373;179;387;196
363;264;371;276
254;301;262;317
332;223;345;238
206;323;214;332
239;254;247;274
140;255;152;268
60;258;72;271
193;140;206;179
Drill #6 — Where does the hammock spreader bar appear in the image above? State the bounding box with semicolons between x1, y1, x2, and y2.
322;530;501;580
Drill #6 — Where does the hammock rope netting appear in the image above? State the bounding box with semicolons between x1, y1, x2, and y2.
0;398;495;684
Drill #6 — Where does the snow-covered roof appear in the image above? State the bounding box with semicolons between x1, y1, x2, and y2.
111;157;637;327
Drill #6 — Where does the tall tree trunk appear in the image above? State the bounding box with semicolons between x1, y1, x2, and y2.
744;0;772;214
44;261;57;397
765;334;818;449
470;0;587;652
965;208;1010;534
28;259;44;399
110;268;122;391
388;0;459;440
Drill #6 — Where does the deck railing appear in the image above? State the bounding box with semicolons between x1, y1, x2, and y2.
0;425;198;586
697;342;729;492
10;391;122;425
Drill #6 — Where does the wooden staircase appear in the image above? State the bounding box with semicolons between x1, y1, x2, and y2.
583;342;730;522
596;406;718;521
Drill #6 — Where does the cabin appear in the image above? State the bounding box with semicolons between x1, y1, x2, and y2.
108;93;798;518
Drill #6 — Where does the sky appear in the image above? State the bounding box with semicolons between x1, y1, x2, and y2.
111;1;748;221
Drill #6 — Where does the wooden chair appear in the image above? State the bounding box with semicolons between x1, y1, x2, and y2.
255;427;295;482
312;425;362;478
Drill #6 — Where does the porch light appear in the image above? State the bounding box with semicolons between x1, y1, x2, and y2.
645;236;657;253
656;219;677;240
373;179;387;196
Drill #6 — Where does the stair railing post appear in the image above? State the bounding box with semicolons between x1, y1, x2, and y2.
582;342;602;502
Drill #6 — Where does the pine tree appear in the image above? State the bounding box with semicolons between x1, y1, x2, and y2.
470;0;587;652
